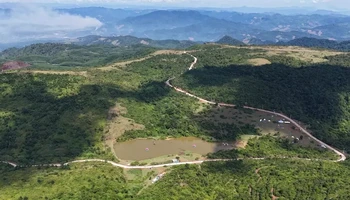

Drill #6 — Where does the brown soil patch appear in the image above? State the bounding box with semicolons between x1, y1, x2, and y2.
248;58;271;66
1;61;30;71
104;103;144;158
234;140;248;149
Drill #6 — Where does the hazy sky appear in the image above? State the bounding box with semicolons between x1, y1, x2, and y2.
0;0;348;9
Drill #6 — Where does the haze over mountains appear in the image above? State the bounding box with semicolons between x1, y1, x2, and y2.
2;5;350;50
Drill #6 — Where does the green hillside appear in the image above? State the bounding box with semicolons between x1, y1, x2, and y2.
174;46;350;150
0;43;155;69
1;43;350;199
140;160;350;199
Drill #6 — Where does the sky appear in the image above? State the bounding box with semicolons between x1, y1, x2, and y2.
0;0;349;10
0;4;102;43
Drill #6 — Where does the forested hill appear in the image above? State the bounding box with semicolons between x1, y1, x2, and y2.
281;37;350;51
0;43;156;69
216;36;245;46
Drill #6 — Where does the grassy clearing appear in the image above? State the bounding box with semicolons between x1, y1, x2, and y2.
226;45;344;63
104;103;145;158
247;58;271;66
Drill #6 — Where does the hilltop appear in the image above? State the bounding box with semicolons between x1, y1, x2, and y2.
216;36;245;46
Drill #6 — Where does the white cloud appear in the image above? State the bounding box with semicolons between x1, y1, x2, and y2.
0;5;102;43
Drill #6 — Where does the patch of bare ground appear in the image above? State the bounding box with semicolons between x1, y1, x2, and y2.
97;50;192;71
1;61;30;71
248;58;271;66
234;140;249;149
104;103;144;158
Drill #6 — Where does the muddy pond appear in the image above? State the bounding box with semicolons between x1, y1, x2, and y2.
114;137;233;161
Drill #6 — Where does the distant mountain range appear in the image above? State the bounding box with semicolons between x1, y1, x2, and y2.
218;35;350;51
58;8;350;42
3;6;350;49
3;34;350;54
66;35;198;49
75;8;350;42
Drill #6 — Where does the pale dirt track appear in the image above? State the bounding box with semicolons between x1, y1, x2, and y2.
1;52;346;169
166;53;346;162
97;50;192;71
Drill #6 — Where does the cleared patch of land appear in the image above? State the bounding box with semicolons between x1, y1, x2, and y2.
234;135;258;149
204;106;320;149
248;58;271;66
104;103;145;158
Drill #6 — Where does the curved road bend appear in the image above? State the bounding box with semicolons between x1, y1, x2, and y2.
166;53;346;162
0;53;346;169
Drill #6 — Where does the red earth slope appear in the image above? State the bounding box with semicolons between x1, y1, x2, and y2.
1;61;30;71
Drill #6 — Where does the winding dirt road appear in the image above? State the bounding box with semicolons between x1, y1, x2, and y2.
0;52;346;169
166;53;346;162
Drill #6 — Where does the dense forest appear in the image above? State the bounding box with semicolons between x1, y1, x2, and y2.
0;162;140;199
0;73;118;164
